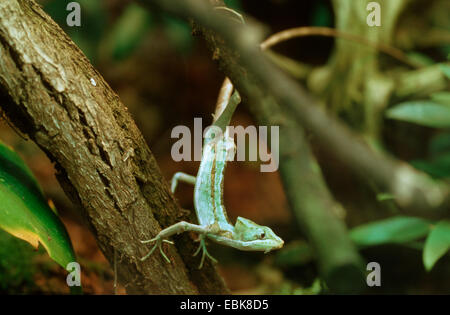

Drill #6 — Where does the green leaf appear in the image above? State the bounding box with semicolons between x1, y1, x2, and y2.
0;228;37;293
386;101;450;128
429;132;450;156
265;50;311;79
162;16;193;54
410;160;450;179
224;0;243;11
44;0;107;64
431;92;450;106
0;142;77;274
103;4;152;61
406;52;435;67
423;220;450;271
312;1;333;27
275;241;314;266
410;153;450;179
439;64;450;79
376;193;395;202
350;216;431;247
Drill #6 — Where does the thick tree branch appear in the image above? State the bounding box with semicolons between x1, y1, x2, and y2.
142;0;450;219
0;0;228;294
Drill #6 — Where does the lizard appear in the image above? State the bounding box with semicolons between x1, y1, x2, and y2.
140;89;284;268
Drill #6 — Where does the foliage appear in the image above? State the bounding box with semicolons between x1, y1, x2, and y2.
0;228;37;293
43;0;193;63
386;63;450;180
423;221;450;271
349;216;431;247
101;4;153;61
0;141;78;288
440;64;450;79
43;0;106;63
277;216;450;272
385;100;450;128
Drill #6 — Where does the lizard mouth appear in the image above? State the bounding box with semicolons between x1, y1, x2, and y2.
253;237;285;252
271;238;284;250
276;239;284;249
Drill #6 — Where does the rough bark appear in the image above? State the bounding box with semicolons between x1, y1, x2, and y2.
0;0;228;294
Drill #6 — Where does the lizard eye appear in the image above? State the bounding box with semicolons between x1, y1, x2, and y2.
259;232;265;239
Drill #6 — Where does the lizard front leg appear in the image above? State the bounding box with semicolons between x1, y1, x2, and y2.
140;221;216;268
170;172;196;193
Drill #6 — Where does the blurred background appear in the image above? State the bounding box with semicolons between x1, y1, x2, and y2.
0;0;449;294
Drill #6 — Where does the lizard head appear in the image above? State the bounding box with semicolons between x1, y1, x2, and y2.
234;217;284;253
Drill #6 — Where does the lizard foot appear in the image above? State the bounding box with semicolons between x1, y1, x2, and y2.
140;236;174;263
193;235;218;269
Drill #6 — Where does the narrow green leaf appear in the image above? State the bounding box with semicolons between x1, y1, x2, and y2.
0;229;36;293
411;153;450;179
162;16;193;53
439;64;450;79
265;50;311;79
0;142;77;273
429;132;450;156
224;0;243;11
431;92;450;106
410;160;444;178
386;101;450;128
423;220;450;271
350;216;431;247
376;193;395;202
103;4;152;61
406;52;435;67
275;241;314;266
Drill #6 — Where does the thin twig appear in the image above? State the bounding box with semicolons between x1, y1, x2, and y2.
260;26;419;68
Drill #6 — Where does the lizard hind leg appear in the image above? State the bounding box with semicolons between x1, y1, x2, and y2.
140;221;208;264
140;236;174;263
193;234;218;269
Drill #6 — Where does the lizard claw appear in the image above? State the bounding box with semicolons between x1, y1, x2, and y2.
140;236;174;263
193;235;218;269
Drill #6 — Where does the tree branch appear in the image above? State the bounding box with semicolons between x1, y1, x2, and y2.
0;0;228;294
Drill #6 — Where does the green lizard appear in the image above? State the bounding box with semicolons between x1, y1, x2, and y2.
141;90;284;268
